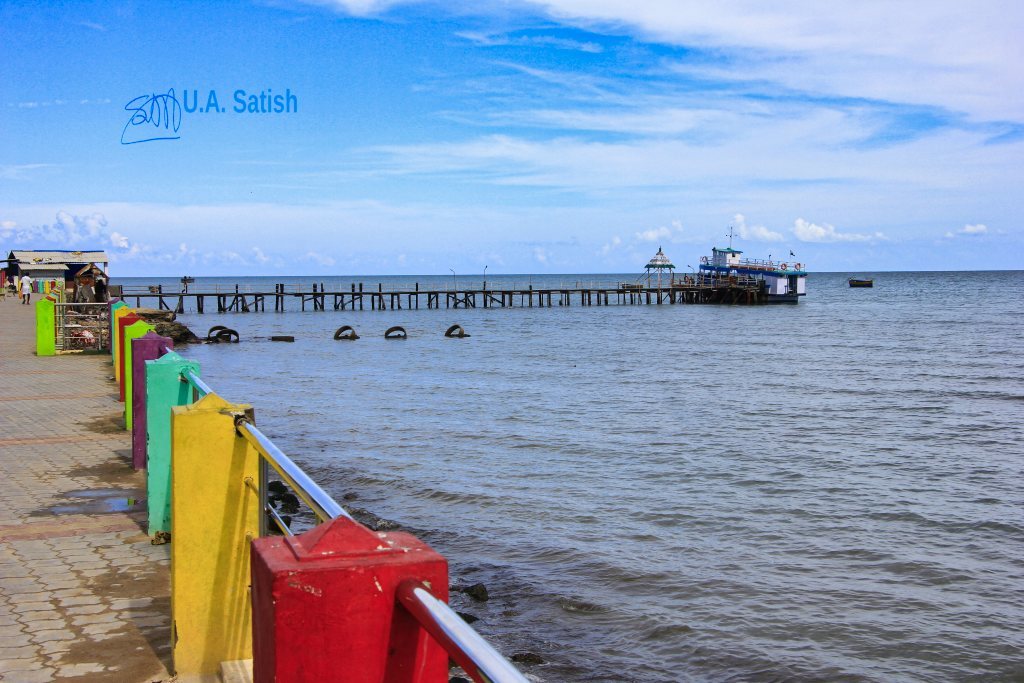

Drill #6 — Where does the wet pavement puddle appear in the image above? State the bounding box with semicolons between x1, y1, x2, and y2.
33;488;147;515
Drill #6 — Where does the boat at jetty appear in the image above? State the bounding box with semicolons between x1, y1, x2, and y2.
848;278;873;288
698;246;807;304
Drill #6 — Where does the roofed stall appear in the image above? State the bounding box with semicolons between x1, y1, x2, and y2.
3;250;110;293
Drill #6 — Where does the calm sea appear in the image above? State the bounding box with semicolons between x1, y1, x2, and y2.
117;271;1024;682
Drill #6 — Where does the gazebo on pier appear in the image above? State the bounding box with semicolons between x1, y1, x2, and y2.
643;247;676;288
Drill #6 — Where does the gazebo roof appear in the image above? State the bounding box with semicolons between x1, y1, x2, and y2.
646;247;675;269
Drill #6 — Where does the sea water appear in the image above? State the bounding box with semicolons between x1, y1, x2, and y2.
116;271;1024;681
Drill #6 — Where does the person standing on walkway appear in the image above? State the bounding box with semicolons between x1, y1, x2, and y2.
20;274;33;304
94;275;108;303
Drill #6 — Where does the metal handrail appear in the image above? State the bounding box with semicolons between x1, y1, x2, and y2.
167;364;527;682
234;418;351;524
182;369;213;398
398;582;530;683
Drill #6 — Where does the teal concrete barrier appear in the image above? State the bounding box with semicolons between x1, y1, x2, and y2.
145;351;201;536
109;300;127;358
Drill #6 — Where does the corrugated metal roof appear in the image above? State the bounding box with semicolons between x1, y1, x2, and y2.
19;263;69;272
10;250;109;263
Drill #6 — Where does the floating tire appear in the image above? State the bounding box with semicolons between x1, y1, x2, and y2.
206;325;228;341
270;335;295;342
384;326;407;339
334;325;359;340
444;324;470;338
213;328;239;343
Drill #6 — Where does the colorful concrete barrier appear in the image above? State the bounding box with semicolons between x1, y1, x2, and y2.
35;297;55;357
122;319;155;431
145;351;200;537
116;313;142;402
250;516;449;682
131;332;172;470
170;392;260;675
103;314;524;680
111;305;132;382
109;299;126;358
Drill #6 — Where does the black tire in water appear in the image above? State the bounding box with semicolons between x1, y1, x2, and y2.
334;325;359;340
214;328;239;343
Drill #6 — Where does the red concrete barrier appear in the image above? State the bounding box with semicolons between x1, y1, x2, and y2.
250;516;449;682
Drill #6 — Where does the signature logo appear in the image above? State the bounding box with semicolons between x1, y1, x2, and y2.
121;89;183;145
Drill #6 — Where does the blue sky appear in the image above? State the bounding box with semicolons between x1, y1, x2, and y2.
1;0;1021;275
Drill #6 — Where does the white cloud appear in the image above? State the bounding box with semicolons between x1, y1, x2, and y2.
221;251;248;265
792;218;885;243
533;247;549;263
600;235;622;255
531;0;1024;120
457;31;602;53
251;247;271;264
945;223;989;239
303;251;336;267
733;213;783;242
307;0;403;16
367;113;1006;196
1;210;116;247
635;225;671;242
318;1;1023;119
0;164;54;180
109;231;130;248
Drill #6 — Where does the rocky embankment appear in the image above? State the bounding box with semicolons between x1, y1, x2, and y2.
132;308;201;343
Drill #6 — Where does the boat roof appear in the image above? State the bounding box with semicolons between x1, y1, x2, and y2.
712;247;742;254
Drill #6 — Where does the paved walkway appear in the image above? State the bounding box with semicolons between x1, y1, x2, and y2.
0;299;172;681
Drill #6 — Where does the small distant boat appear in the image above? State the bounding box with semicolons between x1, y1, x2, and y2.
848;278;873;288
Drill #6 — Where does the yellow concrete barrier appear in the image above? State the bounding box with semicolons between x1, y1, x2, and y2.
170;392;259;675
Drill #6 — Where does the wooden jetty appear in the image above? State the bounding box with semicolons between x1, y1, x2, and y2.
118;279;771;314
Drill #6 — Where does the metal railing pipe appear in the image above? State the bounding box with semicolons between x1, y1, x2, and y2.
182;369;213;398
397;581;529;683
235;420;352;524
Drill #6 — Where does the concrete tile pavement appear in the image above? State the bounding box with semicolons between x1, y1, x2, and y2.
0;300;172;682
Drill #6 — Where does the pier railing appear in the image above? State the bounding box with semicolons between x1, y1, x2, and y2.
119;278;633;295
137;329;528;680
116;275;771;313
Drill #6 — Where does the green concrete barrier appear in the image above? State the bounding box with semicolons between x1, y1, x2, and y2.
35;297;55;357
145;352;200;537
123;320;155;431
